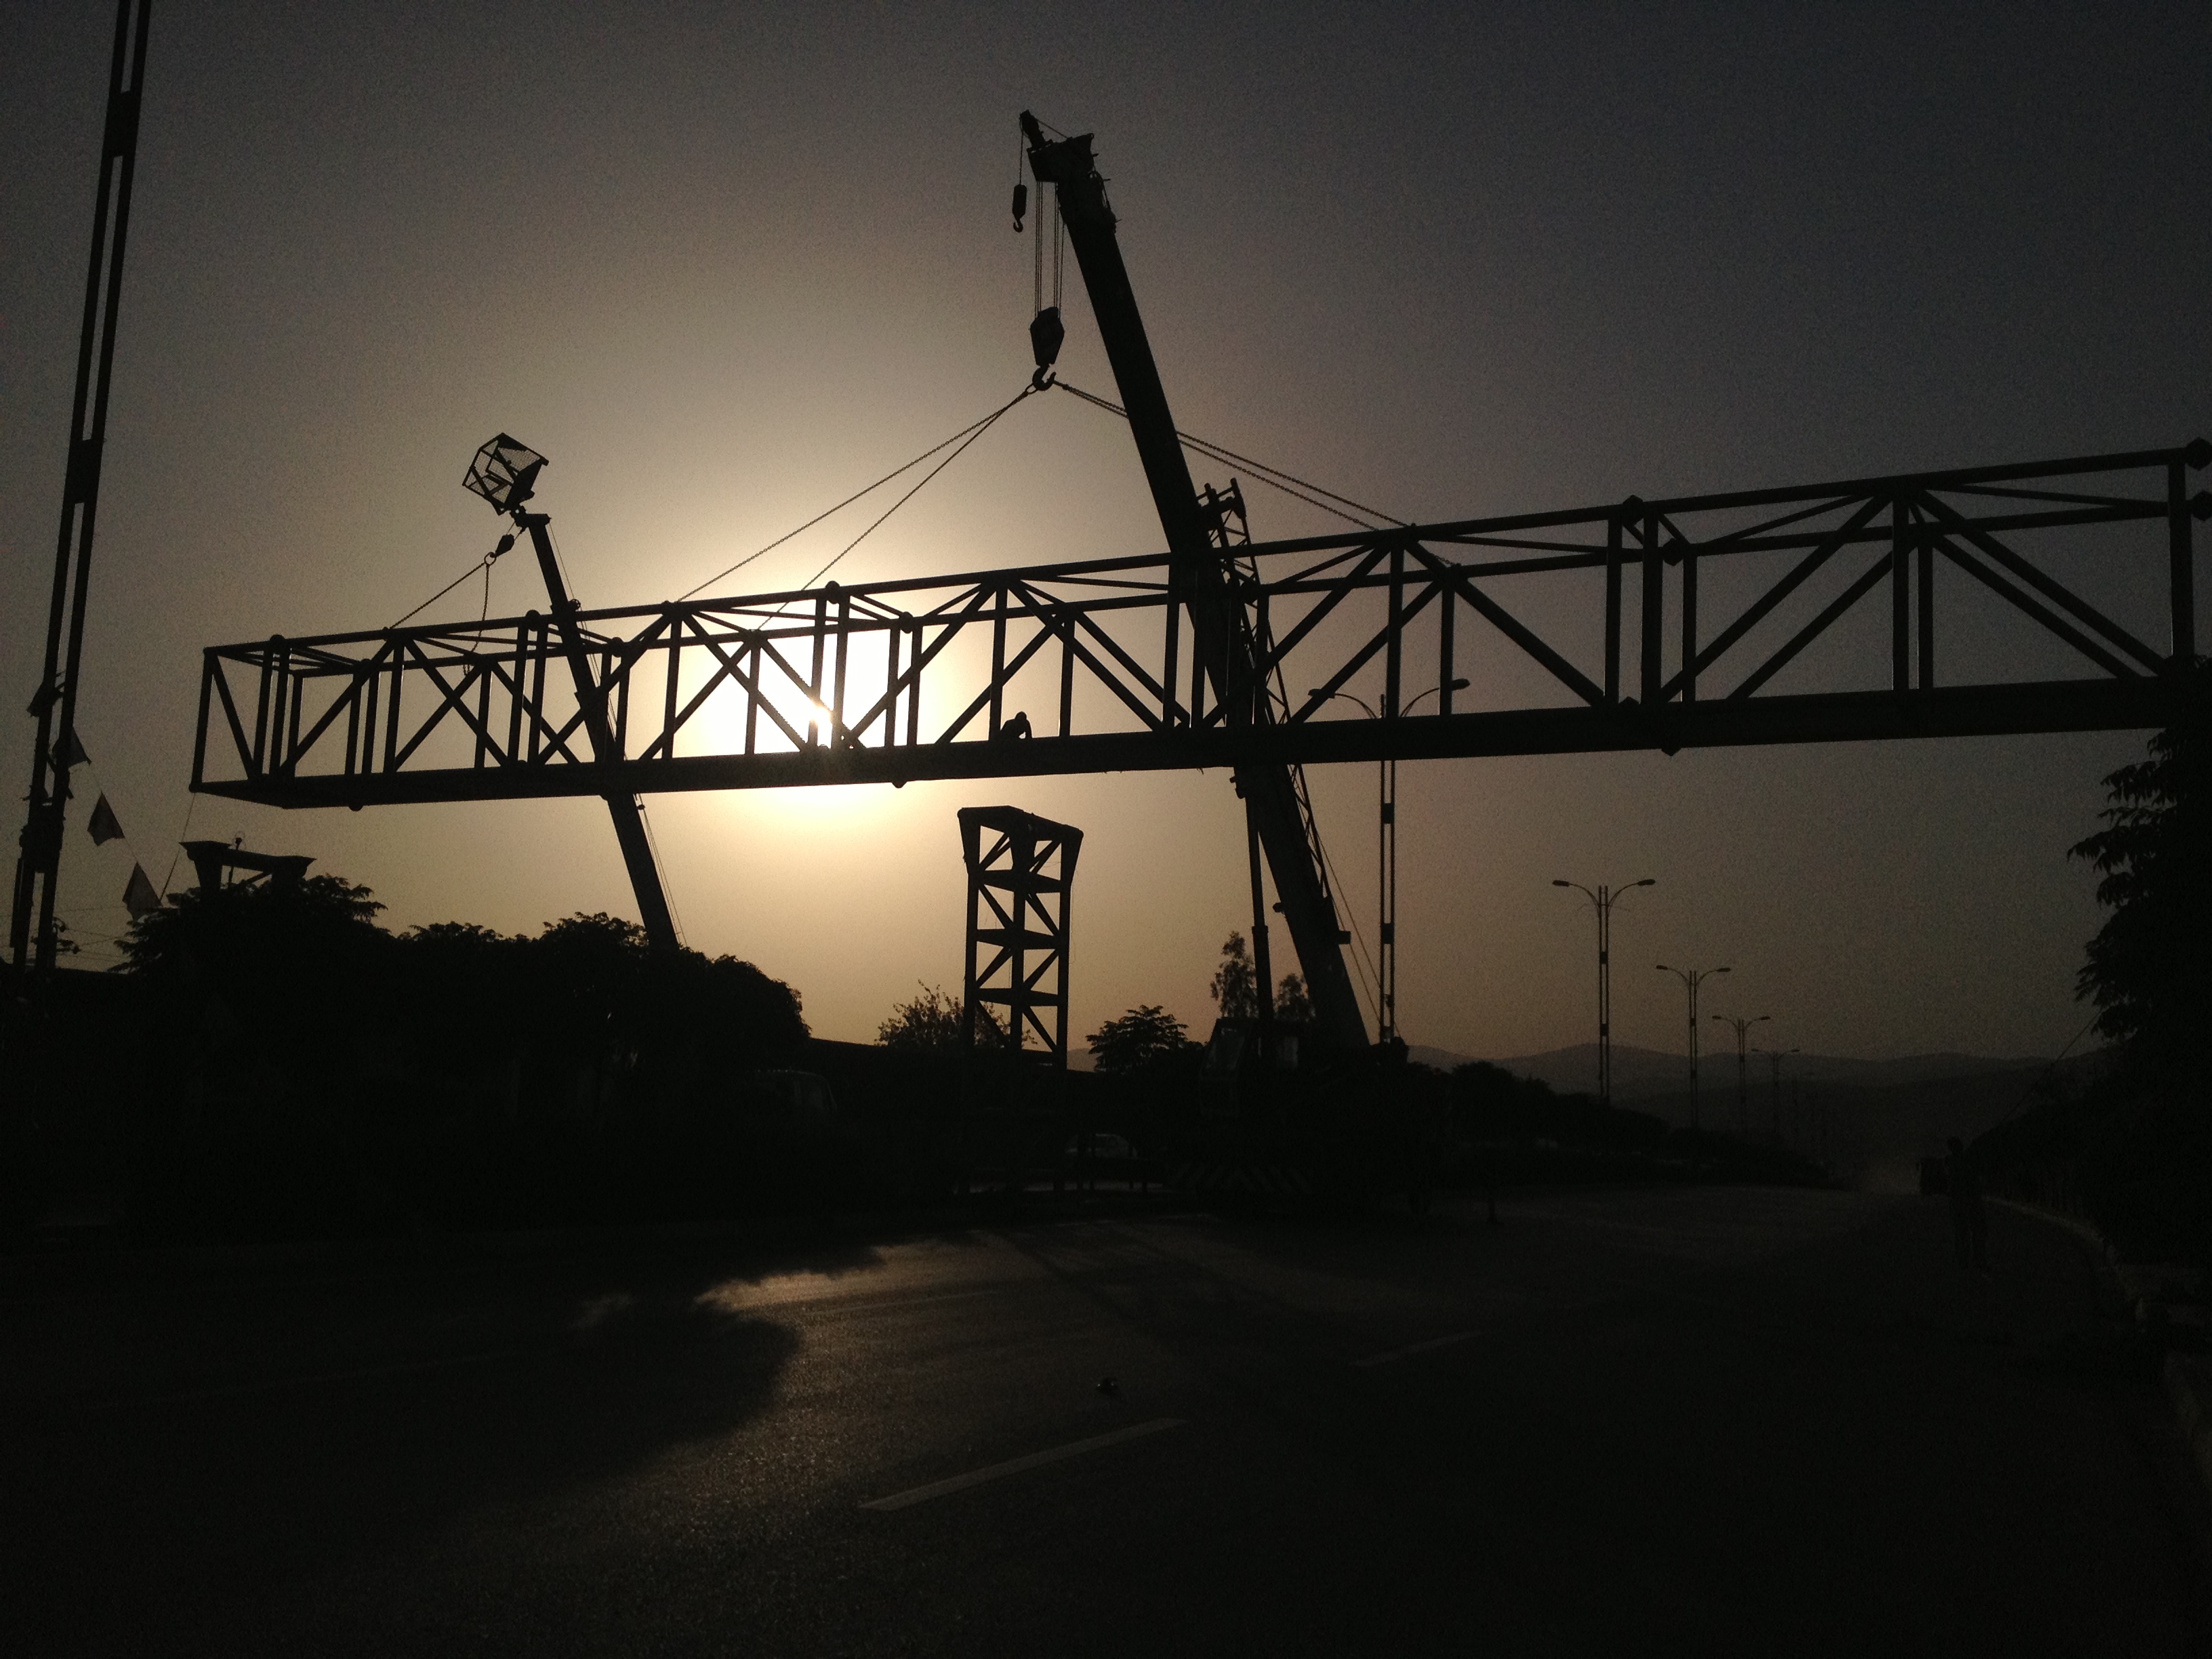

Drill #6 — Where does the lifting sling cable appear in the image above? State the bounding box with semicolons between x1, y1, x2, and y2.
678;383;1039;602
778;381;1040;601
1054;380;1408;530
386;388;1040;635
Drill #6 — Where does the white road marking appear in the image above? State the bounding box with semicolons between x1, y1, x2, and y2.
859;1417;1187;1511
1353;1330;1476;1368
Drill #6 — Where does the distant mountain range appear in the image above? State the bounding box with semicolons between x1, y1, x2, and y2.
1407;1042;2049;1101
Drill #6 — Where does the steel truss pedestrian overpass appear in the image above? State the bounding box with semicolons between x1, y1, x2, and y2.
192;442;2208;812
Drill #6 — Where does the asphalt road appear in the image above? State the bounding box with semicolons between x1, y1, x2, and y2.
4;1187;2206;1656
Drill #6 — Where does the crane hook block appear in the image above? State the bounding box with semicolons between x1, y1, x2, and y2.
1011;181;1028;230
1029;305;1065;371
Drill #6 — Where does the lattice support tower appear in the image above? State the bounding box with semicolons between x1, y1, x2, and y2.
958;805;1082;1067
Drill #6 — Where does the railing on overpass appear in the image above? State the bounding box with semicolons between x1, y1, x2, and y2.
192;442;2209;809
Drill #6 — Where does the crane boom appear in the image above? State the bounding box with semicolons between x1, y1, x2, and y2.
1021;114;1369;1053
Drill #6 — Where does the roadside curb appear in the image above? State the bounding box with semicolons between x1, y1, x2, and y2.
1991;1196;2212;1513
2165;1354;2212;1500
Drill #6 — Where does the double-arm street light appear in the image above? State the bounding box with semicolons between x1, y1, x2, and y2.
1711;1012;1771;1134
1656;962;1729;1130
1311;678;1468;1043
1755;1043;1801;1143
1551;877;1654;1108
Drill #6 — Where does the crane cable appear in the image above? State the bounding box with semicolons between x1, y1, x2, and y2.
679;382;1040;602
1045;375;1403;1019
1054;381;1408;531
776;381;1042;601
390;535;513;630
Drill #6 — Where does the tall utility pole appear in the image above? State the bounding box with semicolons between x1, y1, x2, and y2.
1757;1045;1799;1143
1553;876;1654;1108
1316;682;1465;1042
9;0;153;979
1712;1012;1771;1134
1657;963;1729;1130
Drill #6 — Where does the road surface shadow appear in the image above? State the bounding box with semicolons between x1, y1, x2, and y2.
0;1229;905;1654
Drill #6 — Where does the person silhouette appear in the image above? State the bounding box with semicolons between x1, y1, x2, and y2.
1944;1136;1988;1272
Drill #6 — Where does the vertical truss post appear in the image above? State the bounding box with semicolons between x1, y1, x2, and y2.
1679;529;1698;704
1385;545;1404;722
2171;457;2197;668
989;583;1008;737
1891;495;1911;693
190;659;212;789
1917;520;1936;690
661;613;682;757
884;621;903;745
808;592;826;747
1057;608;1076;736
962;839;983;1050
1437;579;1457;714
251;643;273;775
904;620;922;746
958;806;1082;1066
1604;514;1623;703
1637;501;1662;706
1379;752;1397;1041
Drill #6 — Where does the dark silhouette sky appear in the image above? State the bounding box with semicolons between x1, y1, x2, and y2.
2;1;2206;1058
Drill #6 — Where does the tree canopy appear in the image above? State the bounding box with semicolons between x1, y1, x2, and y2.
1086;1005;1193;1073
876;983;1008;1053
2072;671;2208;1069
1210;932;1259;1018
117;876;808;1082
1210;932;1315;1023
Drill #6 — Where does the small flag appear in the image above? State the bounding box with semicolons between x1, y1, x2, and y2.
123;863;161;919
86;794;124;846
53;728;87;769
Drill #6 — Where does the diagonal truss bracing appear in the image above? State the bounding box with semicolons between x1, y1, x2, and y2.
192;443;2210;811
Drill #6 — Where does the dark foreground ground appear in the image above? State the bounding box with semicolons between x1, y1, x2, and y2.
3;1187;2206;1656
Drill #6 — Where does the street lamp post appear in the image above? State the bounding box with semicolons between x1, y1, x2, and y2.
1656;963;1729;1130
1755;1044;1801;1143
1311;679;1466;1043
1711;1012;1771;1134
1551;877;1655;1109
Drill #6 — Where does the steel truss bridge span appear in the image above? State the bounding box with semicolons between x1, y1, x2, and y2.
192;443;2209;812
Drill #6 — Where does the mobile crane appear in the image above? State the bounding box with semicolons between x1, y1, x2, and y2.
1019;113;1439;1204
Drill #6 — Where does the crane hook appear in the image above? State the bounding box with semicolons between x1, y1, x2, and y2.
1029;304;1064;369
1011;180;1028;232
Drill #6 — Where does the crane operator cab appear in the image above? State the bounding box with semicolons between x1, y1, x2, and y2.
1201;1016;1310;1122
1185;1017;1439;1219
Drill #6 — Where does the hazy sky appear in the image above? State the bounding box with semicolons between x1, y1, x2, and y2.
3;1;2207;1063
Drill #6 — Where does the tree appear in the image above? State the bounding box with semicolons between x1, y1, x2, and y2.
1273;972;1312;1023
1087;1005;1193;1073
2072;672;2209;1069
119;872;386;982
1210;931;1258;1017
877;983;1006;1052
117;872;392;1085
